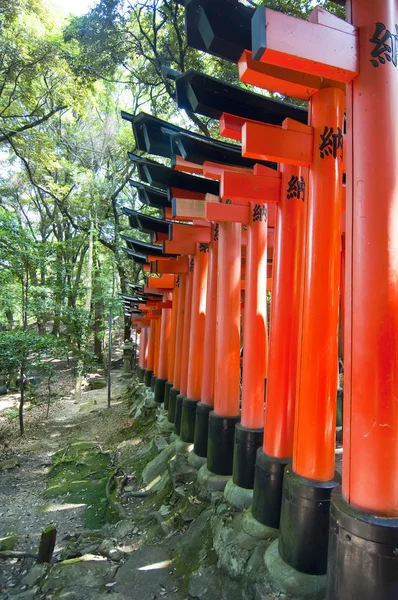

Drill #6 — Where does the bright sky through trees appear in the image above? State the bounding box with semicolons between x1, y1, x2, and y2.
50;0;95;16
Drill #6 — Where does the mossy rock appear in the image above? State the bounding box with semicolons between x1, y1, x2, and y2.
0;534;19;551
45;442;118;529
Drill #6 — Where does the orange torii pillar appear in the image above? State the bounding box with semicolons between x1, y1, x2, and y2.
138;326;148;382
174;258;194;435
252;165;306;528
168;274;187;423
164;283;180;410
180;243;209;442
193;224;219;458
247;5;356;574
144;320;156;387
327;1;398;596
154;292;172;403
207;216;241;475
152;316;161;391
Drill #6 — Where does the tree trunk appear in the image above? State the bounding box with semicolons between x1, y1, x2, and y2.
5;311;14;330
75;220;94;398
19;366;24;436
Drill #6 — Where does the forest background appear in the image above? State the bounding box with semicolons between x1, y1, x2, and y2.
0;0;344;431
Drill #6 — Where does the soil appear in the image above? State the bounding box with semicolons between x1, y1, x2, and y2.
0;361;132;597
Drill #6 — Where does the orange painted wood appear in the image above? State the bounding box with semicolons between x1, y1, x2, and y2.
293;87;345;482
170;223;210;243
220;171;281;203
202;161;251;180
308;6;357;35
243;121;313;166
146;274;175;289
179;261;194;397
152;232;168;243
173;274;186;391
255;8;358;83
205;202;250;224
213;222;241;417
238;50;346;100
158;292;172;380
163;240;196;255
143;265;150;273
167;286;179;385
172;198;206;220
263;165;307;459
154;318;161;376
219;113;265;142
151;259;188;275
171;187;205;200
241;201;269;429
343;0;398;516
201;225;219;406
146;323;156;372
187;245;209;400
173;156;203;175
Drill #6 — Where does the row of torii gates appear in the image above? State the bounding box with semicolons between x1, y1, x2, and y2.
121;0;398;597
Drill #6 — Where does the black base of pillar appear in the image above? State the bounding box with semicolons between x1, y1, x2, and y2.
336;387;343;428
151;374;156;391
164;382;173;410
232;424;263;489
180;397;198;443
326;488;398;600
137;366;144;382
252;449;289;529
168;388;179;423
278;466;341;575
154;378;167;404
207;412;240;476
194;402;213;457
174;394;184;435
144;369;153;387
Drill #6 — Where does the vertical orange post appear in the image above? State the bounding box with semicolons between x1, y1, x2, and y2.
138;327;146;382
233;201;268;489
154;292;172;403
181;244;209;442
327;1;398;597
279;87;345;575
168;274;186;423
152;317;161;390
207;221;241;475
252;164;307;528
145;322;156;387
174;259;194;435
194;224;219;457
165;284;180;410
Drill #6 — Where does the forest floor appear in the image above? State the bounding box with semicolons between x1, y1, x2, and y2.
0;357;333;600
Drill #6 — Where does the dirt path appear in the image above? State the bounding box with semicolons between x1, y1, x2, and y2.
0;370;131;596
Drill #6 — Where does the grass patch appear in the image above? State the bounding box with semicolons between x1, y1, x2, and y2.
0;534;19;551
44;441;119;529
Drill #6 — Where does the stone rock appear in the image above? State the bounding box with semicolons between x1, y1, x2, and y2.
41;555;118;592
223;479;253;511
264;539;327;599
197;465;231;493
154;435;168;453
142;442;176;486
168;453;197;487
103;519;135;539
241;509;279;540
188;451;207;470
98;539;124;560
115;545;180;599
88;378;106;390
0;458;20;470
188;565;246;600
21;564;49;588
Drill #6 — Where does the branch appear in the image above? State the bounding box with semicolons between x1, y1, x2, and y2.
0;106;68;144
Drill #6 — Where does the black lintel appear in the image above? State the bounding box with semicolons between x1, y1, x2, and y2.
122;247;149;265
120;235;177;258
122;207;171;235
184;0;253;63
139;160;219;197
130;111;236;160
129;180;171;209
164;128;276;170
175;69;308;125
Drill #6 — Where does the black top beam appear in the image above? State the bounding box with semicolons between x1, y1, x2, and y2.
122;207;171;235
184;0;253;63
122;247;150;265
129;180;171;209
165;129;276;170
127;156;219;197
175;69;308;125
121;235;177;258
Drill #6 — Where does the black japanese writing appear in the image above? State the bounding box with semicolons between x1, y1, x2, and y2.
319;126;343;161
189;258;194;272
199;243;209;253
287;176;305;201
252;204;268;222
176;275;180;288
213;223;219;242
370;22;398;67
